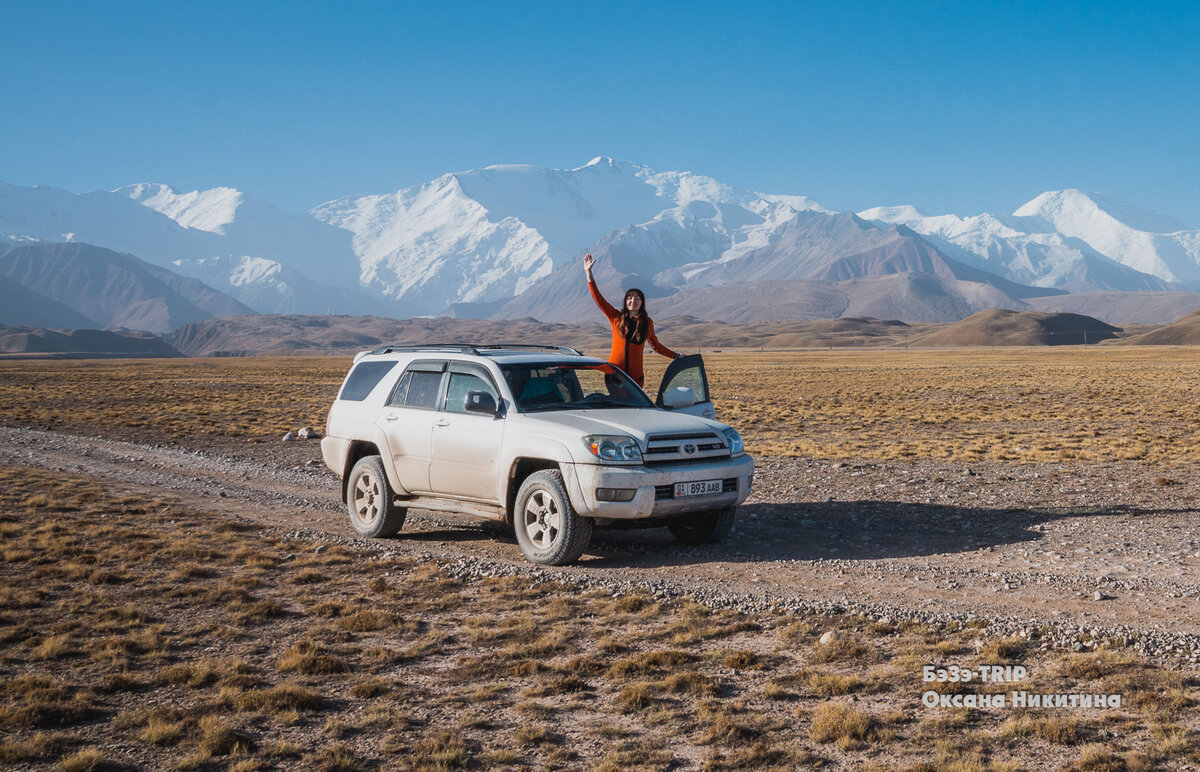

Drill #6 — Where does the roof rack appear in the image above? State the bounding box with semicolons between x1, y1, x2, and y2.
365;343;583;356
474;344;584;356
366;343;478;355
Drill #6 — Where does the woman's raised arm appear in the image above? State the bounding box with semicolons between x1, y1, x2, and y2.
584;253;618;320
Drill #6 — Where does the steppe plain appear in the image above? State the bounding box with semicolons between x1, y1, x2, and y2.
1;348;1199;771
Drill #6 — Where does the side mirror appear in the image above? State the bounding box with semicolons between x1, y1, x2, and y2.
662;386;696;409
464;391;499;415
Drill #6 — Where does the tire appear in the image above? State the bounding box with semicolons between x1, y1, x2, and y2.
346;456;407;538
667;506;737;545
513;470;592;566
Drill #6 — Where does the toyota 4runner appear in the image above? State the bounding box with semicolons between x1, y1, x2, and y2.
321;344;755;565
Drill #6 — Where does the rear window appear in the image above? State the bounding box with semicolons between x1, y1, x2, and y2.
338;361;397;401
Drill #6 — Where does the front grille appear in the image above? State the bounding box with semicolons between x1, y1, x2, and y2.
644;432;728;465
656;478;738;501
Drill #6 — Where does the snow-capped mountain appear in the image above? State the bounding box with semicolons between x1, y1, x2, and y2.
4;162;1199;328
1015;190;1200;283
859;189;1199;291
119;183;245;234
310;157;830;315
0;242;255;333
318;162;1198;318
0;180;209;264
0;180;365;314
117;183;361;289
489;209;1065;323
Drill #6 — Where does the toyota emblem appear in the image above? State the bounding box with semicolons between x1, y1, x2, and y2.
683;443;697;454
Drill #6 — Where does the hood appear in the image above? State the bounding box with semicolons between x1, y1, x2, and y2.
521;407;727;443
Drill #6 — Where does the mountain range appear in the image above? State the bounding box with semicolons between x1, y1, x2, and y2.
0;242;254;334
2;159;1199;331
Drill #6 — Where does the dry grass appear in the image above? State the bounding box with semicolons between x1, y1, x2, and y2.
8;347;1200;463
658;347;1200;463
56;748;104;771
0;356;345;442
809;703;888;750
0;466;1196;769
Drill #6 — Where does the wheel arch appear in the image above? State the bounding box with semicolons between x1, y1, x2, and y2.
505;457;563;525
342;440;404;502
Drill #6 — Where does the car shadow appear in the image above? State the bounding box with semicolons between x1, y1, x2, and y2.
388;521;505;545
581;499;1191;568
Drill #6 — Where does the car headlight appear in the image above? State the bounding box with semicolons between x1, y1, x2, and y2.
722;428;744;456
583;435;643;463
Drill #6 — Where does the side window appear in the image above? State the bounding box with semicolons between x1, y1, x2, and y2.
339;361;397;402
661;364;708;403
443;372;498;414
404;371;443;409
386;371;413;406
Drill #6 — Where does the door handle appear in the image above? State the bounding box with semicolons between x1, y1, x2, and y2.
434;419;450;427
384;414;398;421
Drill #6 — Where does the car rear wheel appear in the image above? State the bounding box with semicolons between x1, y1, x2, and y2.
667;506;737;545
346;455;407;537
514;470;591;566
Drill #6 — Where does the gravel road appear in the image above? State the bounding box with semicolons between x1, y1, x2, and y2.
3;425;1198;664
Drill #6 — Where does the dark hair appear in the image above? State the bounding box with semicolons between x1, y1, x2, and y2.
617;288;649;344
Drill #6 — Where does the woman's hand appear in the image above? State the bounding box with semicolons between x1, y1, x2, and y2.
583;253;596;276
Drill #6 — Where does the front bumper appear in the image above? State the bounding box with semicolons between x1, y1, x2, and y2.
562;455;755;519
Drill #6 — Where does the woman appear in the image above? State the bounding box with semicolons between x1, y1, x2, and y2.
583;253;678;387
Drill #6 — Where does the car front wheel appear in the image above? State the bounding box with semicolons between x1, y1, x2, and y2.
346;455;407;537
667;506;737;545
513;470;592;566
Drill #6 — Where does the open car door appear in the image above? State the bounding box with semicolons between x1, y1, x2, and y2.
654;354;715;419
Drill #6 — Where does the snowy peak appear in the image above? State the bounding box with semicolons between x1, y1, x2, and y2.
855;190;1200;291
120;182;362;291
1016;189;1192;235
1014;189;1200;282
857;204;928;223
574;156;647;173
760;193;830;214
117;183;245;234
0;179;362;310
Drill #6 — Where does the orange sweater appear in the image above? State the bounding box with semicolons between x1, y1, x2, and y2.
588;279;676;386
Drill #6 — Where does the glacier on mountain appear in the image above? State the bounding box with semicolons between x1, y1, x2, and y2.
120;183;244;235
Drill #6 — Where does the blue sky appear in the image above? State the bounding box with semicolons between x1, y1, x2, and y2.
3;0;1198;224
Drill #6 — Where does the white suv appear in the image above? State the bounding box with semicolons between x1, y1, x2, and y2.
321;344;754;565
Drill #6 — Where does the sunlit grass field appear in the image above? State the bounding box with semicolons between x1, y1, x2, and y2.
0;358;346;443
4;347;1200;464
692;347;1200;464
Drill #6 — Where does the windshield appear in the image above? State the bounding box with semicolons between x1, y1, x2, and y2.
501;362;654;412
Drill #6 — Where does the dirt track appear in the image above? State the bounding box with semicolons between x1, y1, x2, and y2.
3;425;1198;663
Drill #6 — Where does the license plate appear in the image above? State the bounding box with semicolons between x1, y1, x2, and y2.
674;479;722;498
